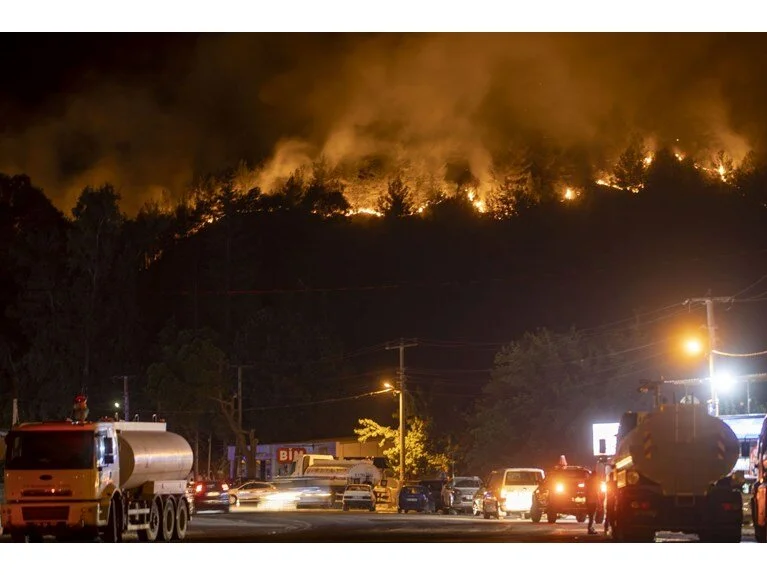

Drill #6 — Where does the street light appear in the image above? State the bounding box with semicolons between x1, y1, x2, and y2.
114;402;120;420
713;372;735;393
684;338;704;356
383;380;405;483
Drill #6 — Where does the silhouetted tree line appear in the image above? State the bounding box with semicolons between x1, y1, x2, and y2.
2;139;767;473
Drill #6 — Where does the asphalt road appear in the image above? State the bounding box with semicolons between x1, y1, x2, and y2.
0;505;757;543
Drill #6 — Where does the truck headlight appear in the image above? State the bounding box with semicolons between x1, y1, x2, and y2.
555;483;565;494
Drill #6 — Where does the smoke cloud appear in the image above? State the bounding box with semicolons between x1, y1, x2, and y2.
0;33;763;214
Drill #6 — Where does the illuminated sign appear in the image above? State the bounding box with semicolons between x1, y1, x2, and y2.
277;447;307;463
592;422;620;456
720;415;765;440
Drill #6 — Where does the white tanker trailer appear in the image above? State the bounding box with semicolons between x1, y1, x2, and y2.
1;404;194;543
609;403;743;542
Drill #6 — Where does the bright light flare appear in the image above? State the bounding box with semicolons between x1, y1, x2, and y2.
554;483;565;494
713;372;735;392
684;338;704;356
643;154;654;166
564;188;576;201
383;381;393;390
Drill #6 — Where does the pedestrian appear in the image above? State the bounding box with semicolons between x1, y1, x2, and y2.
585;472;602;535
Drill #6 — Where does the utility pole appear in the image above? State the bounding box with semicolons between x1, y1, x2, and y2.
195;431;200;480
230;364;254;480
207;434;212;479
684;296;733;417
386;338;418;484
112;375;132;421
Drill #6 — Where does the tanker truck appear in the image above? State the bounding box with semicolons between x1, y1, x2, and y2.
609;402;743;542
1;406;194;543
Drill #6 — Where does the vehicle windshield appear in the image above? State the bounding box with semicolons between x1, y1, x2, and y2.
346;485;370;491
6;431;94;470
454;478;481;488
504;471;542;485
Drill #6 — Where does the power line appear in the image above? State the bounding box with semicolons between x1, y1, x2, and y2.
712;348;767;358
733;274;767;299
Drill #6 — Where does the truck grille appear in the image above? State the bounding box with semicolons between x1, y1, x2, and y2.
22;506;69;521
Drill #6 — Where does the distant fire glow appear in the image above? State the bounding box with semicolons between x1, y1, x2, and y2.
564;188;575;201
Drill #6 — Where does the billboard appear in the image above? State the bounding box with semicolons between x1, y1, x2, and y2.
592;422;620;456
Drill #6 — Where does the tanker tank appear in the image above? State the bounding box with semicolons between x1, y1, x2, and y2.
118;431;194;490
615;404;739;495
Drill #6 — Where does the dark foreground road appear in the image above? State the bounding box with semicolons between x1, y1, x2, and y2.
3;506;754;543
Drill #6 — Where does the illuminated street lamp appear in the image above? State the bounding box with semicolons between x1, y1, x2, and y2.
684;338;704;356
712;372;735;393
114;402;120;420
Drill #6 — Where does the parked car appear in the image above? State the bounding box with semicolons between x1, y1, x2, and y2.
531;466;591;524
193;480;231;513
228;480;277;507
398;484;435;513
442;476;483;514
478;468;545;519
342;484;377;511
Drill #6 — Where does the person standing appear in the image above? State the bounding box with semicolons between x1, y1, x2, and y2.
585;472;602;535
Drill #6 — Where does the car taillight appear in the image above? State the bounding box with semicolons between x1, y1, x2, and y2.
195;484;204;493
722;502;734;511
629;501;651;510
222;483;229;491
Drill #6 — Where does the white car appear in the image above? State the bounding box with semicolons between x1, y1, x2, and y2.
479;468;545;519
342;484;376;512
228;481;277;506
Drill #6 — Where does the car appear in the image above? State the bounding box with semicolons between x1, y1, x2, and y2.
228;480;277;507
530;466;591;524
193;480;231;513
442;476;483;515
477;468;545;519
342;484;377;511
296;485;334;509
398;484;435;513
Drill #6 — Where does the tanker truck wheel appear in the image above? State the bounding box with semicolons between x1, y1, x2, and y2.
138;497;161;542
530;505;542;523
161;498;176;542
173;500;189;541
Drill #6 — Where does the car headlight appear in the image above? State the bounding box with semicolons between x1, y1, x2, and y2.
600;481;607;493
555;483;565;494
